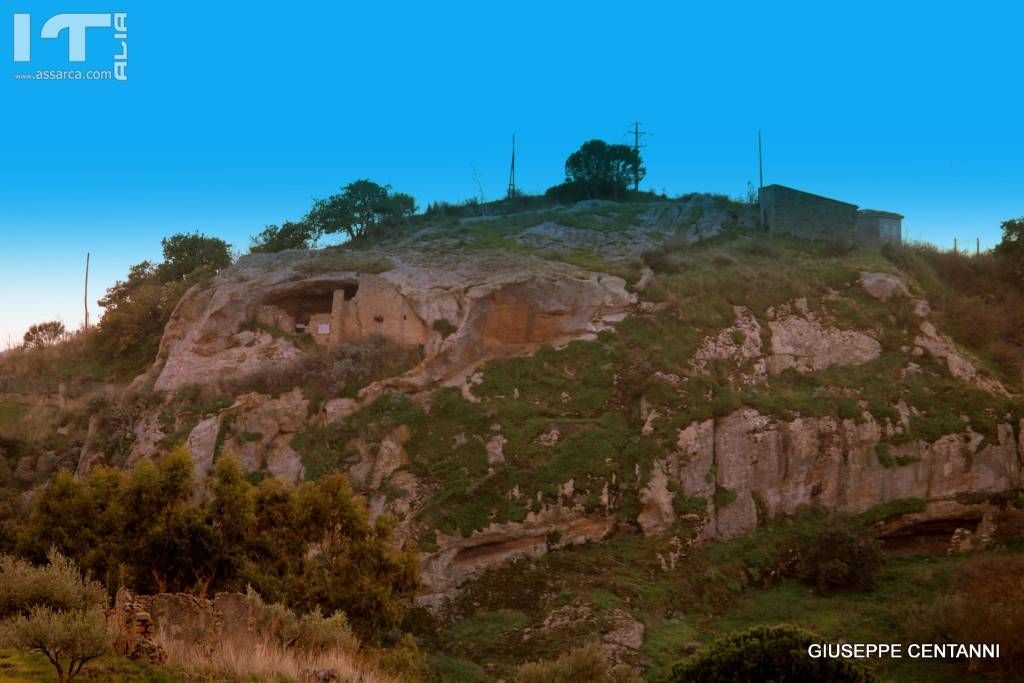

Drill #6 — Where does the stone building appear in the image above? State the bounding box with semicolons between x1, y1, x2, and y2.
856;209;903;245
759;184;902;246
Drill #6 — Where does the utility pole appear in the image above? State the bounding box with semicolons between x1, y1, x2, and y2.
625;122;650;192
83;252;90;331
976;237;980;256
507;133;516;199
954;237;958;254
758;130;765;232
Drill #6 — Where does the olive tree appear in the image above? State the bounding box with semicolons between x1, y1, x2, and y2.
0;551;112;682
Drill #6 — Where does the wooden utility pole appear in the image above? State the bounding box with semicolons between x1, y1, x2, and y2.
83;252;90;330
954;237;958;254
976;237;980;256
758;130;765;231
625;122;649;192
507;133;516;199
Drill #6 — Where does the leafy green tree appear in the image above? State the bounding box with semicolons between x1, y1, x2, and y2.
119;446;211;593
995;216;1024;278
305;179;416;242
250;221;315;253
0;552;113;682
1;606;111;682
22;321;66;349
93;232;230;378
15;448;419;641
791;518;884;592
668;625;877;683
561;139;645;199
283;473;419;641
92;261;183;376
157;231;232;282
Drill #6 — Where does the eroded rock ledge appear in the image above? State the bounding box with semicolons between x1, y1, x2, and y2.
144;250;634;394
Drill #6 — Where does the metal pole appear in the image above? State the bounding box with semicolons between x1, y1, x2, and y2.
758;130;765;232
83;252;90;330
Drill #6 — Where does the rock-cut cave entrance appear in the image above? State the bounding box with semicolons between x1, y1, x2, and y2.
262;281;358;333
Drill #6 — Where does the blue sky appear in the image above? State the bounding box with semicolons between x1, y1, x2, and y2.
1;1;1022;346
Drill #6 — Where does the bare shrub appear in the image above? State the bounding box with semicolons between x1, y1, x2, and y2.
515;642;642;683
246;587;359;655
909;553;1024;675
224;335;422;402
883;242;1024;386
153;623;391;683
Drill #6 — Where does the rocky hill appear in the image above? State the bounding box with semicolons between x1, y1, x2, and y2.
103;196;1018;574
17;195;1023;679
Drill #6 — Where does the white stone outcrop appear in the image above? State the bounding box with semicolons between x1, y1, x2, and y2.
636;409;1022;541
767;301;881;374
859;271;910;301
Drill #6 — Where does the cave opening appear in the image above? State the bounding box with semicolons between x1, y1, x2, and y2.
260;281;358;333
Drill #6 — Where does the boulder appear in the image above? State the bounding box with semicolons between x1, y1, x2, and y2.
859;272;910;301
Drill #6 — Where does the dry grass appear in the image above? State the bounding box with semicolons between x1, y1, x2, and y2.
154;627;395;682
908;553;1024;675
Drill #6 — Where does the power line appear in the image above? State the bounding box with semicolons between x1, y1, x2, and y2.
624;121;650;191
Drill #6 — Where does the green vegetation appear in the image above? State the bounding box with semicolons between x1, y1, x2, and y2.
908;553;1024;676
295;249;394;275
667;624;877;682
0;231;229;387
415;506;1024;682
516;642;642;682
856;498;929;526
12;446;417;642
546;139;646;201
431;318;458;338
883;240;1024;389
305;179;416;243
0;552;112;682
789;519;885;592
249;220;314;253
21;322;65;350
285;222;1021;551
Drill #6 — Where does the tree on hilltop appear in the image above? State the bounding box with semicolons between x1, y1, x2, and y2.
304;179;416;242
250;220;315;253
158;231;232;281
558;139;645;200
22;321;66;349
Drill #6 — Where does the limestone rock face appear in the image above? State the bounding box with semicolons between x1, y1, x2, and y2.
348;425;410;491
767;304;881;374
221;388;310;483
859;271;910;301
419;506;615;598
914;320;1007;395
147;250;634;394
637;409;1023;541
186;416;222;481
690;306;766;383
